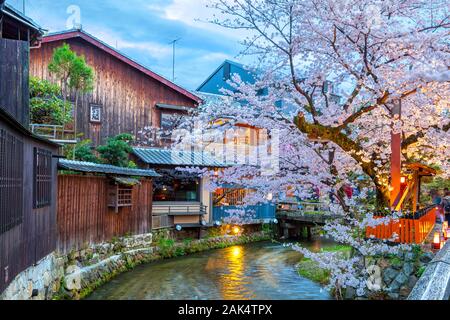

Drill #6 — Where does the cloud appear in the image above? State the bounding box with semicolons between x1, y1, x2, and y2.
90;27;173;58
162;0;247;39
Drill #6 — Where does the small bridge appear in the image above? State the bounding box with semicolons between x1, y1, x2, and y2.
276;201;338;239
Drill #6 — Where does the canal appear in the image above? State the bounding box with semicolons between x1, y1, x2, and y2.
87;240;333;300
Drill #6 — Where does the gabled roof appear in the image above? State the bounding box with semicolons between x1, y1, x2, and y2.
58;159;160;177
196;60;256;92
133;147;227;167
41;29;201;104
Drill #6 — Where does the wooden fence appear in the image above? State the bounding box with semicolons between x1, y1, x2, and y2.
57;175;153;253
366;207;436;244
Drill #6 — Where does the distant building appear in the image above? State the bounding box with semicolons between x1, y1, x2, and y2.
30;28;201;146
195;60;277;224
0;2;59;294
197;60;260;95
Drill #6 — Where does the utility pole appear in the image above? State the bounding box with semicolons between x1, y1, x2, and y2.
22;0;25;14
169;38;180;82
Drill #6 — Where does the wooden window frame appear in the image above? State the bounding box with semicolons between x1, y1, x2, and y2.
90;104;102;123
33;148;52;209
108;183;133;213
0;129;24;234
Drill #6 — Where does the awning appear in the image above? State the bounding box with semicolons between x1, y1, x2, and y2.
113;177;141;186
58;159;161;177
155;103;191;112
133;148;228;167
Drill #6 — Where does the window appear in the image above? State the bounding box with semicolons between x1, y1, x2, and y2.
160;112;185;133
90;104;102;123
107;183;133;213
153;169;200;202
33;148;52;208
0;129;24;234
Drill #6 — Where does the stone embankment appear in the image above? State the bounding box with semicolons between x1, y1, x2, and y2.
0;231;271;300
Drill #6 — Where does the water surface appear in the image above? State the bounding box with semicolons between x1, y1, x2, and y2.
87;240;332;300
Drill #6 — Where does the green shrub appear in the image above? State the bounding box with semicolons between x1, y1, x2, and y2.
97;133;134;167
29;77;73;125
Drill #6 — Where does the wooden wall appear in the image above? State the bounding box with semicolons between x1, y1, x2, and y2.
30;38;197;146
0;38;29;127
57;175;153;253
0;119;58;294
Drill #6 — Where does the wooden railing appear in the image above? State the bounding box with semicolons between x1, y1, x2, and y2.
366;206;436;244
30;124;76;142
277;200;330;214
151;202;207;229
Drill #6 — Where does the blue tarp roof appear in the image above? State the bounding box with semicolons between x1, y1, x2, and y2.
133;148;227;167
58;159;160;177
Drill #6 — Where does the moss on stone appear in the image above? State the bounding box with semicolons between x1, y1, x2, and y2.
297;259;330;285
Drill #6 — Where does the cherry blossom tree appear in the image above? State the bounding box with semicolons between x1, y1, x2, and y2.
169;0;449;298
197;0;449;207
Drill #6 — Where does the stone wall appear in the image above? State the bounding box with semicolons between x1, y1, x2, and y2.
0;233;153;300
0;253;65;300
408;240;450;300
0;230;270;300
345;249;435;300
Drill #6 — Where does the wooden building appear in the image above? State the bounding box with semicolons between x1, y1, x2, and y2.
0;2;59;294
29;28;201;146
132;147;227;235
57;160;159;253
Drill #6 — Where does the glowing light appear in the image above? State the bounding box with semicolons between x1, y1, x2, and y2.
400;176;406;184
232;246;242;258
433;232;441;249
232;226;241;235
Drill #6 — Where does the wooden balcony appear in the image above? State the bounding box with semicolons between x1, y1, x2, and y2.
152;202;207;229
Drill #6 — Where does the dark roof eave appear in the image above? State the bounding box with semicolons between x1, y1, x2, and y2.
58;159;161;177
3;3;44;35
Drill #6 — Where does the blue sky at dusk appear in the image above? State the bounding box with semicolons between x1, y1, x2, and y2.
7;0;249;90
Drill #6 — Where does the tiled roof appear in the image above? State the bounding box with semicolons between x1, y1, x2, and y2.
58;159;160;177
133;148;227;167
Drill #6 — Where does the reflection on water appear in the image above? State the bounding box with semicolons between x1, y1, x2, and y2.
87;240;332;300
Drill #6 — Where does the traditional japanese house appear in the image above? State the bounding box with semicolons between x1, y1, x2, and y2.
29;28;201;146
196;60;278;224
0;2;59;294
56;159;159;253
132;147;227;235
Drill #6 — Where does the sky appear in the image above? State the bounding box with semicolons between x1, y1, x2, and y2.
7;0;250;90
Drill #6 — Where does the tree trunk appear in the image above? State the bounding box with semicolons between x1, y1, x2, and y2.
295;113;391;209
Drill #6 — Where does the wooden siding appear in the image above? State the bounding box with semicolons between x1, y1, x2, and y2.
57;175;153;253
30;38;197;146
0;119;58;294
0;38;29;127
